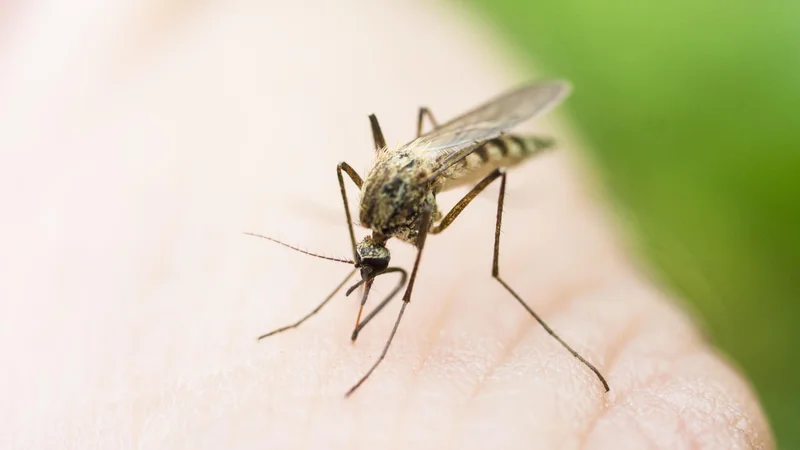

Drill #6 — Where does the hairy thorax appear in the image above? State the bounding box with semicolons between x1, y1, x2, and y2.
359;149;441;243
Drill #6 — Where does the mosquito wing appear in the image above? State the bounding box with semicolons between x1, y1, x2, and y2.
401;80;571;175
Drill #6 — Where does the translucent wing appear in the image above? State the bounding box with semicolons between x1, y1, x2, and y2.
401;80;571;174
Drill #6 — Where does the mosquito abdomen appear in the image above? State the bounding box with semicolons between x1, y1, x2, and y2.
440;135;554;191
469;135;553;167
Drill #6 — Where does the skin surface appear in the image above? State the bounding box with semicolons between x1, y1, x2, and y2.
0;1;773;449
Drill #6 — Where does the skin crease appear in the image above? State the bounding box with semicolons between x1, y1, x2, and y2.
0;1;773;449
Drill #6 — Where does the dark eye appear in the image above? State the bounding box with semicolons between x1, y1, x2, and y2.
361;257;389;272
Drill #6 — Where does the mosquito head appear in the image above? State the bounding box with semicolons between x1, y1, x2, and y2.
355;235;390;281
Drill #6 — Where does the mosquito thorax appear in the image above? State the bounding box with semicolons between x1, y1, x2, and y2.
358;149;439;243
355;235;390;280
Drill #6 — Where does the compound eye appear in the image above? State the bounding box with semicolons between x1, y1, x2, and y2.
361;257;389;273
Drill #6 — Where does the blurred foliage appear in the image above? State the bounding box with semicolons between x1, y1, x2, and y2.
470;0;800;446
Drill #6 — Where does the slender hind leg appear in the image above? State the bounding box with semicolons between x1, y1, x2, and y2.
430;168;610;392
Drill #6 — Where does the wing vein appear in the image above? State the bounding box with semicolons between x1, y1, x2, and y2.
398;80;571;178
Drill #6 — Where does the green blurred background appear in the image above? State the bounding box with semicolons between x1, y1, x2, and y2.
470;0;799;447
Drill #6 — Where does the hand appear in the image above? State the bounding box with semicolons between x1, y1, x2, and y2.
0;1;772;449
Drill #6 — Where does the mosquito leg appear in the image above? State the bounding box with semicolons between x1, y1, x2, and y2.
368;114;387;151
337;162;363;262
416;107;439;137
257;269;357;340
490;172;610;392
345;208;433;397
430;168;505;234
430;168;610;392
252;163;360;341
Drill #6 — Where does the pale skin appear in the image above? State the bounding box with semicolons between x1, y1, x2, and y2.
0;1;773;449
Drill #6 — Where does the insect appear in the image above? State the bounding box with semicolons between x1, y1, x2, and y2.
247;80;609;397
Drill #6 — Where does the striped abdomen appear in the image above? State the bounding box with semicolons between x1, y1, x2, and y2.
438;135;554;192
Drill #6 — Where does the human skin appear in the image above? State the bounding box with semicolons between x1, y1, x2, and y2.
0;1;773;449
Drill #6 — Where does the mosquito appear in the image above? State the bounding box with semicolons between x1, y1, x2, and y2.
247;80;610;397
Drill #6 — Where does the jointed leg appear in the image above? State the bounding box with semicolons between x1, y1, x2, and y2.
256;163;362;341
345;207;433;397
417;107;439;137
430;168;505;235
337;162;362;262
257;269;357;340
368;114;386;151
431;168;610;392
